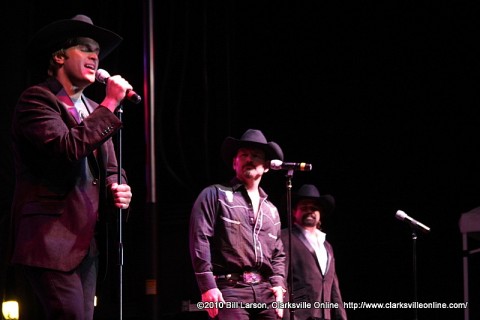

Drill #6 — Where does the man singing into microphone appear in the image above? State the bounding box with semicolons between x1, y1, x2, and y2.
189;129;287;319
9;14;133;319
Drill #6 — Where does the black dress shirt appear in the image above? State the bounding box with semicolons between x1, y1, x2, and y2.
189;177;286;293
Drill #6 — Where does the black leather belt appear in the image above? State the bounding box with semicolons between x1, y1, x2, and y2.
215;271;264;284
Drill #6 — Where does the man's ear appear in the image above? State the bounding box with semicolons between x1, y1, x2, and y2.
52;52;65;65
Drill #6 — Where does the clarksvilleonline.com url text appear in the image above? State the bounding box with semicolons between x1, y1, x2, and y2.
343;301;468;310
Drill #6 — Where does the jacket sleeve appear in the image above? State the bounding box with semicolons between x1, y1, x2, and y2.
329;248;348;320
14;85;122;164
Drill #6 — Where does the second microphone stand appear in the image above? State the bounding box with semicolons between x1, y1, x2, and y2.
284;169;295;320
411;228;418;320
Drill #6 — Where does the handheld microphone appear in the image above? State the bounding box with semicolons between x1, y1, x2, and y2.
270;159;313;172
395;210;431;233
95;69;142;104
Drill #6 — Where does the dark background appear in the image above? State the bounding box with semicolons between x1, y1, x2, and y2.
1;1;480;319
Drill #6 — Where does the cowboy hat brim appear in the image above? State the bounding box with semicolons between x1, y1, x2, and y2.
28;15;122;62
221;129;284;165
295;194;335;216
221;139;284;164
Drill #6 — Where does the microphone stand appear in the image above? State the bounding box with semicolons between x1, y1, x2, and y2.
285;169;295;320
411;228;418;320
116;104;125;320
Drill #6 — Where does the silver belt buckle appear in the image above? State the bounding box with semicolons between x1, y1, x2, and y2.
243;271;261;284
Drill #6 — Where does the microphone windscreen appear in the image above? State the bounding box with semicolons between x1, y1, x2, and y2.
95;69;111;84
270;159;283;170
395;210;407;220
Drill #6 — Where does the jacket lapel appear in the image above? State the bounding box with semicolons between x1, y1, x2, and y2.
293;224;329;275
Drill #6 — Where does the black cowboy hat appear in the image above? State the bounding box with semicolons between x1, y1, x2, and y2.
294;184;335;216
27;14;122;62
221;129;284;164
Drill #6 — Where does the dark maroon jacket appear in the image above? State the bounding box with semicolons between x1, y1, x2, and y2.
10;77;126;272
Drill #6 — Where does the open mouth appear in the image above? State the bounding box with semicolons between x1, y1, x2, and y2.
85;64;96;71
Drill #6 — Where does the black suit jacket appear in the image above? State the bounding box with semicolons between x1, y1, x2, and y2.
10;77;126;272
281;224;347;320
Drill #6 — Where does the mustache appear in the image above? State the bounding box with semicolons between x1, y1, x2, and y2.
302;212;316;218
